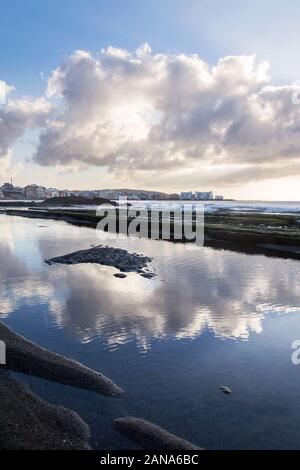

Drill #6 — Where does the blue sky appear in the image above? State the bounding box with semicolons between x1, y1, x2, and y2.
2;0;300;94
1;1;300;199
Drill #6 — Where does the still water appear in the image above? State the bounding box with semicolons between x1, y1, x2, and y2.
1;214;300;449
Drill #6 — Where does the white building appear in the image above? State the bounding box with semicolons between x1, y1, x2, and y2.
180;191;193;200
195;191;213;200
45;188;60;199
24;185;46;200
58;190;70;198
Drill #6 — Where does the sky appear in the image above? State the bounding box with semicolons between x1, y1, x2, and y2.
1;0;300;200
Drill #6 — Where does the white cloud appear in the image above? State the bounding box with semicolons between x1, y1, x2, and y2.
0;80;14;105
2;45;300;186
32;45;300;184
0;150;24;181
0;95;52;158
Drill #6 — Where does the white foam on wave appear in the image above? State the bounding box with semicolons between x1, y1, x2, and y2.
41;200;300;216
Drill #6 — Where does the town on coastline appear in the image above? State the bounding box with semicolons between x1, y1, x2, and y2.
0;181;225;201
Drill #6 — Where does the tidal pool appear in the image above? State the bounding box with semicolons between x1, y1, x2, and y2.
1;214;300;449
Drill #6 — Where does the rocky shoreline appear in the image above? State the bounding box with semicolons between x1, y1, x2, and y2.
4;208;300;260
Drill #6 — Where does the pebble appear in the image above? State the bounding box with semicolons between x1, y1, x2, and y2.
220;386;232;394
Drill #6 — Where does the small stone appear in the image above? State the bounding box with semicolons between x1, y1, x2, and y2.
220;386;232;394
114;273;127;278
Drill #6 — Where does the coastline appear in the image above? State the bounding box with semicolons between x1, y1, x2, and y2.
4;208;300;260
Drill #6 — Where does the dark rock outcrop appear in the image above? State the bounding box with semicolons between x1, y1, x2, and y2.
45;245;154;276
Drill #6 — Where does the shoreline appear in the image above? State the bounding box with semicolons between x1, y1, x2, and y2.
0;320;123;449
4;208;300;260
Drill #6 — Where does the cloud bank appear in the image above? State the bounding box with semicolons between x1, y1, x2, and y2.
2;45;300;185
0;87;52;157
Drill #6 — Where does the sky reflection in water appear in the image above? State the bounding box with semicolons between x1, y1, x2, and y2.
1;214;300;449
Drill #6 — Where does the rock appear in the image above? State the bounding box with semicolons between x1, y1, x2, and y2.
114;273;127;278
220;386;232;394
45;245;154;275
113;417;202;451
0;321;124;397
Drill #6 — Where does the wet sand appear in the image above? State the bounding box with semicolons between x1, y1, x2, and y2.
0;321;123;397
0;370;90;450
0;320;125;449
114;417;201;451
